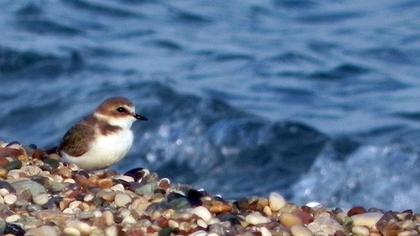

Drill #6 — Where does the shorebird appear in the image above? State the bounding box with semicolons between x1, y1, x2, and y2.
57;97;147;170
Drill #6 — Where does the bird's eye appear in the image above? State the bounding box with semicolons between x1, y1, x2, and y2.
116;107;126;113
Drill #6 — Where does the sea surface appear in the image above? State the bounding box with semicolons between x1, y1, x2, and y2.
1;0;420;211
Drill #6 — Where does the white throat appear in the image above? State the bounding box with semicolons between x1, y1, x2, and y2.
94;112;135;129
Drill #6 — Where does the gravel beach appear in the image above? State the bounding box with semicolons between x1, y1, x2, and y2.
0;140;418;236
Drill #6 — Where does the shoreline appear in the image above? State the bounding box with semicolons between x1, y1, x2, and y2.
0;141;418;236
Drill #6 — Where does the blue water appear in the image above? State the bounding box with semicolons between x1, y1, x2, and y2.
1;0;420;211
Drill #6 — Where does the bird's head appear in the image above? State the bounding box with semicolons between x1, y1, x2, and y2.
94;97;147;129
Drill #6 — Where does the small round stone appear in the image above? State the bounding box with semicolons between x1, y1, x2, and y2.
115;175;134;183
63;227;81;236
97;178;114;189
246;212;271;225
5;214;21;223
352;226;369;236
197;219;208;229
4;193;17;205
72;220;91;234
25;225;59;236
192;206;212;223
110;184;125;192
291;225;314;236
260;227;272;236
279;213;303;228
103;211;114;226
33;193;49;206
114;192;132;207
269;192;286;211
83;194;94;202
4;223;25;236
351;212;384;227
0;168;7;178
104;225;118;236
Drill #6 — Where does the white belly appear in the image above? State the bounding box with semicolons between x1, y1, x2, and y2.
63;129;134;170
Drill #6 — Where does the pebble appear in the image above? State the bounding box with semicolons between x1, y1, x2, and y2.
4;193;17;205
20;165;42;176
192;206;212;222
351;212;384;228
279;213;303;228
10;179;46;197
97;178;114;189
197;219;208;228
64;227;81;236
115;175;134;183
307;212;343;235
305;202;322;208
105;225;118;236
264;205;272;216
0;187;11;196
352;226;370;236
189;230;207;236
114;192;132;207
110;183;125;192
83;193;94;202
33;193;49;205
4;223;25;236
5;214;21;223
0;168;7;178
260;226;272;236
290;225;314;236
122;215;137;225
398;230;418;236
103;211;115;226
26;225;59;236
67;220;92;234
269;192;286;211
246;212;271;225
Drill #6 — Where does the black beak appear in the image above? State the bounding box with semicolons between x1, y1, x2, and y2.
134;113;148;121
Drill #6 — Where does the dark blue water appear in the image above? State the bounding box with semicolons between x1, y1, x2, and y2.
1;0;420;211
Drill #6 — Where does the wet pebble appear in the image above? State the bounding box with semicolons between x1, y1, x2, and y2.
104;225;118;236
4;223;25;236
63;227;81;236
279;213;303;228
3;193;17;205
114;192;132;207
290;225;313;236
260;227;272;236
6;159;22;170
348;206;367;216
135;183;156;196
351;212;384;228
33;193;50;205
192;206;212;222
97;178;114;189
352;226;370;236
246;212;271;225
0;181;15;193
124;167;145;181
0;147;23;158
5;214;20;223
307;212;343;235
269;192;286;211
43;158;60;169
25;225;59;236
10;179;46;197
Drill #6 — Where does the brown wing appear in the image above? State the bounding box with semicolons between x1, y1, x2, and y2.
57;121;95;157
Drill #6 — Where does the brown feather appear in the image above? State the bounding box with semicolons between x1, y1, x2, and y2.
58;119;95;157
57;115;122;157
